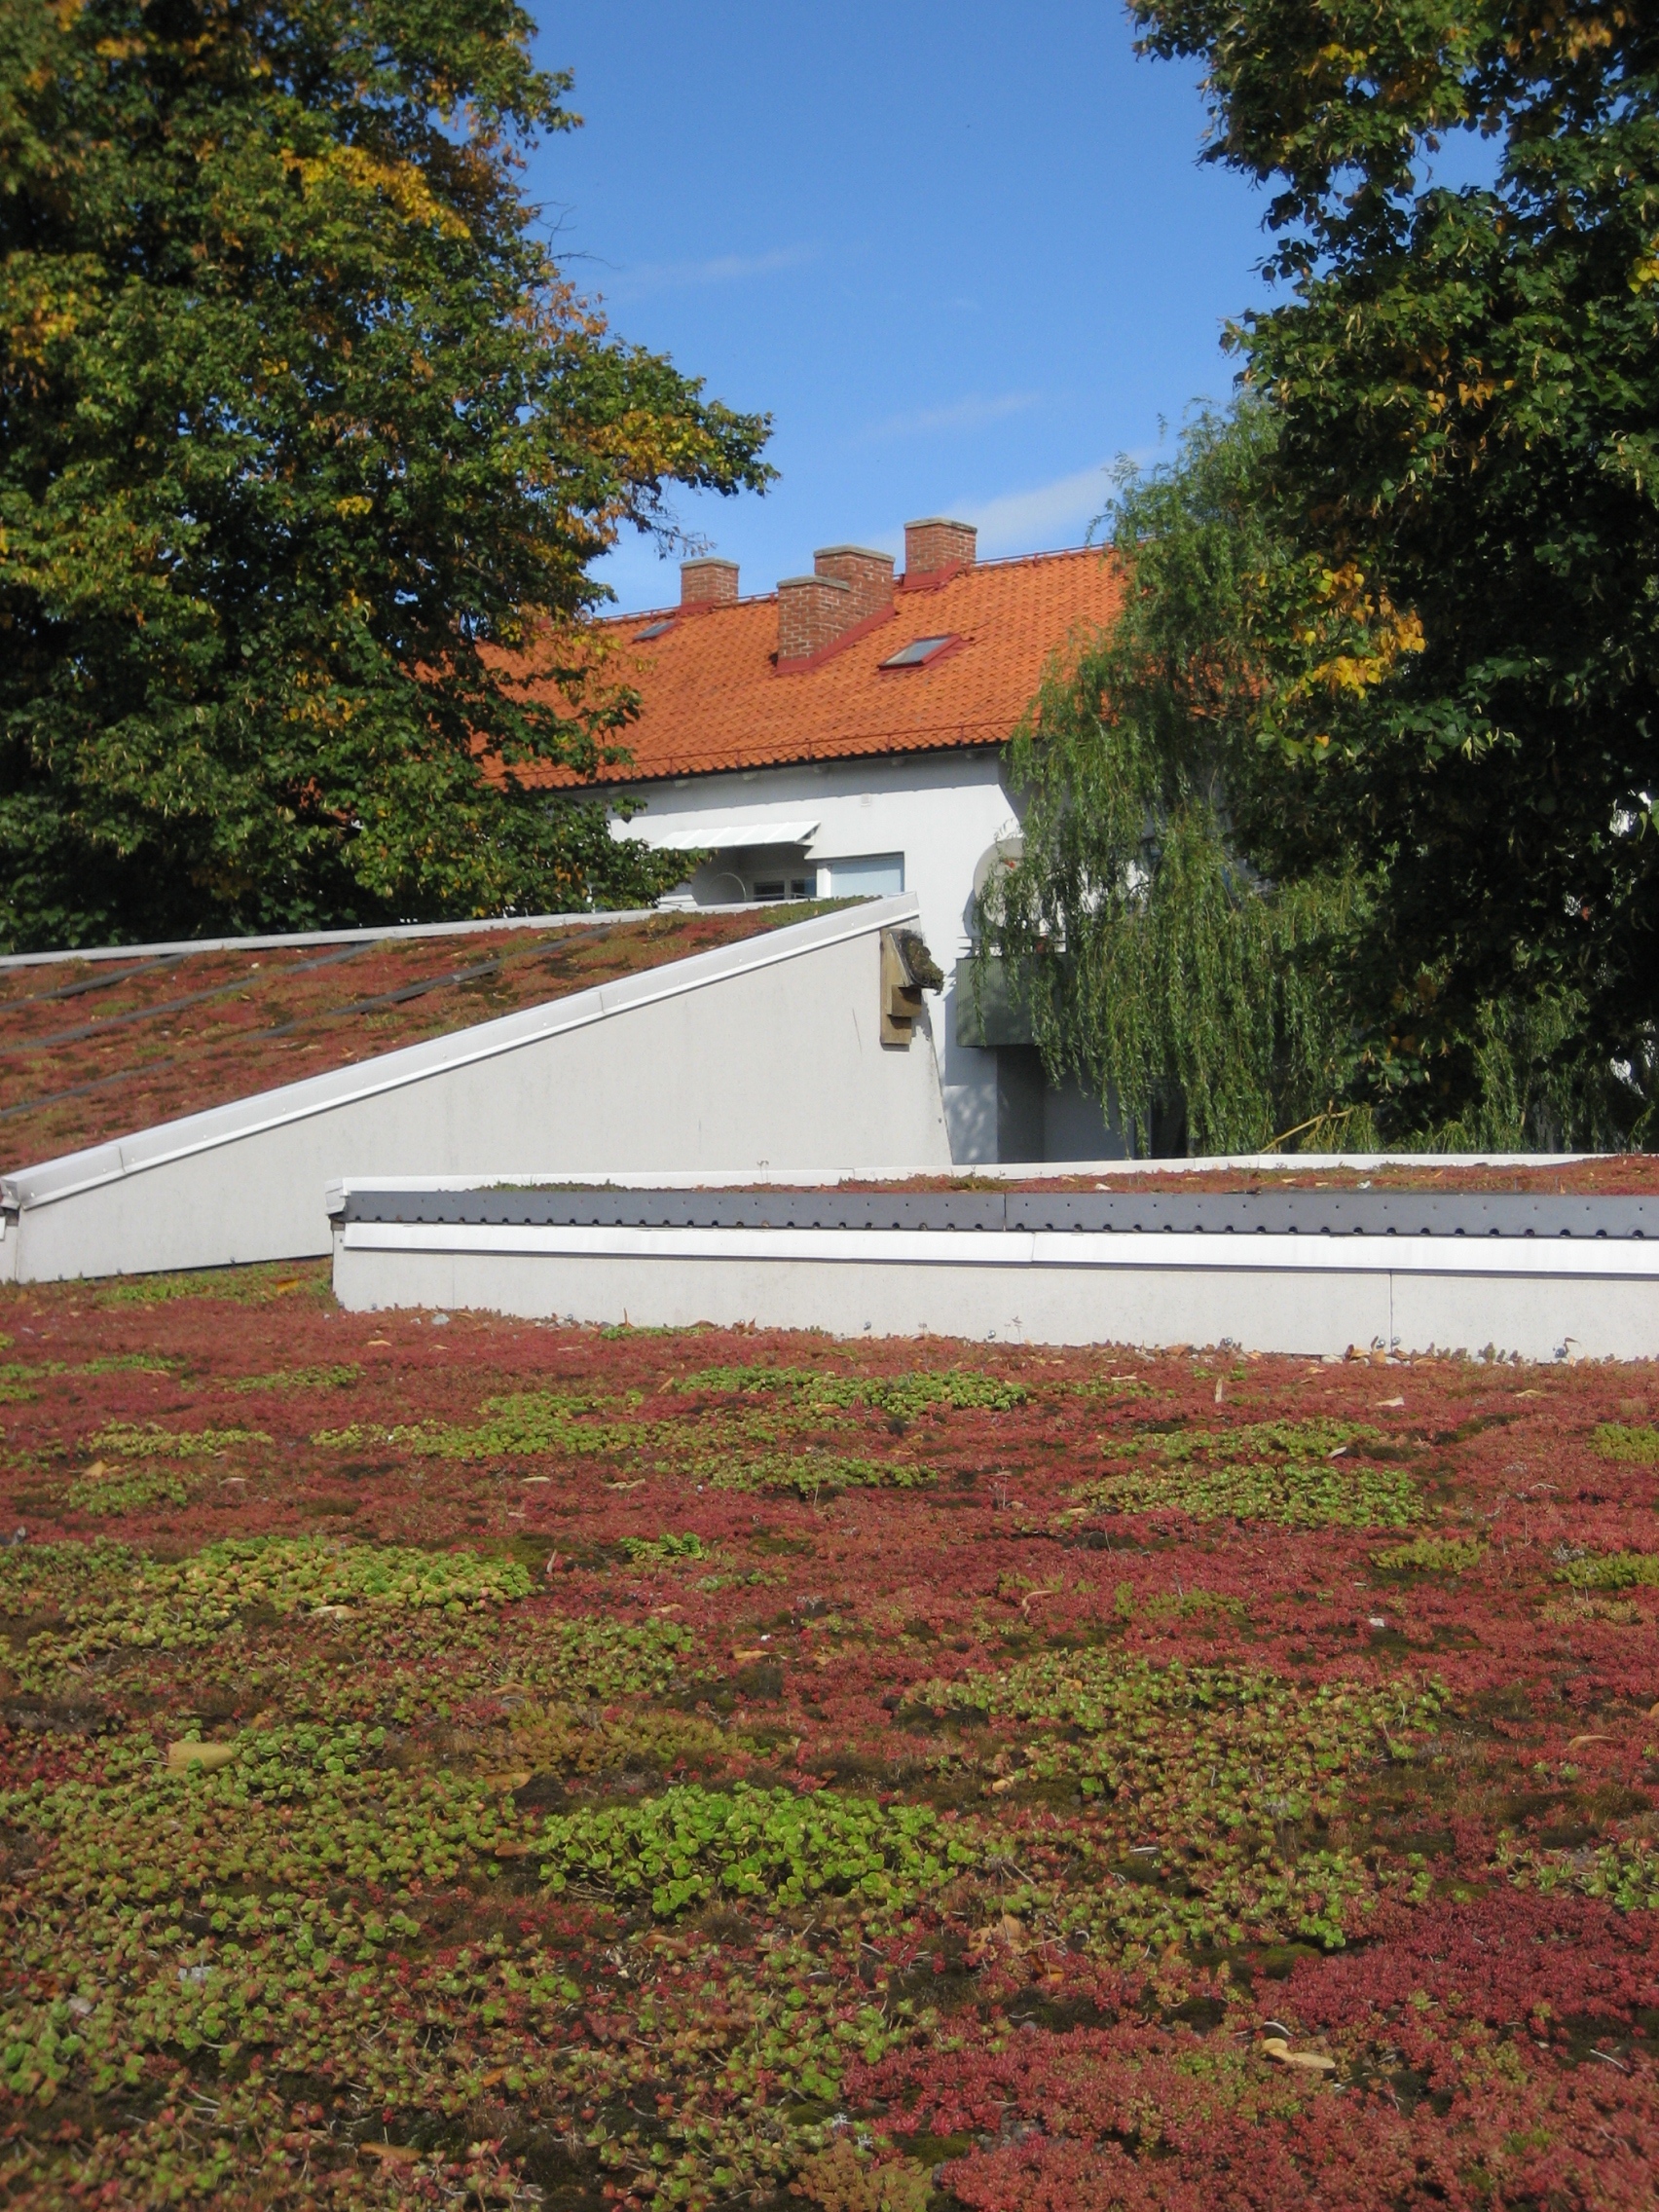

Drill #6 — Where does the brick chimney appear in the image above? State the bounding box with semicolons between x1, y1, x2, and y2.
777;572;853;661
812;544;895;625
681;556;739;608
903;517;977;582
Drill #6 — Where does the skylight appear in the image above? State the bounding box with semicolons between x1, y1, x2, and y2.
879;634;953;669
634;618;676;641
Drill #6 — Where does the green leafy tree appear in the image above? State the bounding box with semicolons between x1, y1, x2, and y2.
980;397;1646;1153
1126;0;1659;1139
0;0;772;951
978;402;1388;1156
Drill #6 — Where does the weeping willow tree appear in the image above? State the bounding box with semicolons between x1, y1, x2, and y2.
978;400;1656;1156
977;402;1393;1156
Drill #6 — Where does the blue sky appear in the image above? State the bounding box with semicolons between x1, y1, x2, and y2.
525;4;1275;613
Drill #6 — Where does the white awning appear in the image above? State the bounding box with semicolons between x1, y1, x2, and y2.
616;818;820;853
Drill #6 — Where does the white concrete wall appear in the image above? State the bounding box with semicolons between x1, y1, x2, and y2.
331;1221;1659;1363
613;751;1018;1161
0;901;949;1283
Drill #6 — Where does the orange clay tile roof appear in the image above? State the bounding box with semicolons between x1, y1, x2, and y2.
519;546;1123;786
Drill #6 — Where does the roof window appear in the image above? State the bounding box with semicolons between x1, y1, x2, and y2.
880;634;954;669
634;618;676;642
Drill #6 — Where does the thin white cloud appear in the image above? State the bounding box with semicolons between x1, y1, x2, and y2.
956;461;1114;555
611;243;817;294
858;391;1040;443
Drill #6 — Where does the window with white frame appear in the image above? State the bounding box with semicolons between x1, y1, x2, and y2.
817;854;903;898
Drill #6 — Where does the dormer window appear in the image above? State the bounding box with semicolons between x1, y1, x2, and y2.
880;634;954;669
634;618;676;642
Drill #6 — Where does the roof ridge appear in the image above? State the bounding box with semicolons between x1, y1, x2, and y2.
599;541;1108;632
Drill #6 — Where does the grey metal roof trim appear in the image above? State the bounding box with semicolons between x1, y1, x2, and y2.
336;1186;1657;1239
0;906;673;971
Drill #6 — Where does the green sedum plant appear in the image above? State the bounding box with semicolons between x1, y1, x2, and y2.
678;1365;1026;1415
616;1530;716;1565
316;1388;646;1459
89;1421;271;1459
63;1468;189;1516
1372;1536;1486;1573
535;1784;978;1917
1081;1459;1420;1529
1081;1418;1419;1527
1124;1418;1382;1464
1592;1424;1659;1464
1555;1552;1659;1592
230;1363;362;1394
919;1648;1444;1951
702;1453;935;1497
1502;1836;1659;1914
5;1536;531;1680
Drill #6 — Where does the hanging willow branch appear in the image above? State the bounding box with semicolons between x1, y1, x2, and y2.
976;403;1378;1157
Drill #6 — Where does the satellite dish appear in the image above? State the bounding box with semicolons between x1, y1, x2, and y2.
971;833;1024;902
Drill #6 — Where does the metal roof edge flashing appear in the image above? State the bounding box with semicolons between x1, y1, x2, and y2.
3;896;920;1214
331;1185;1659;1239
0;905;682;972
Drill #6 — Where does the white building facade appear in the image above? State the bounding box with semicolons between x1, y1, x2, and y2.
587;523;1125;1163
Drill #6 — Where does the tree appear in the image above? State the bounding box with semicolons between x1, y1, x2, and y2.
1125;0;1659;1140
980;391;1649;1153
0;0;772;951
977;402;1390;1156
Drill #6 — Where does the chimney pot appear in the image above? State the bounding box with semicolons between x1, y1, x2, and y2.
681;556;739;608
812;544;896;626
903;517;977;581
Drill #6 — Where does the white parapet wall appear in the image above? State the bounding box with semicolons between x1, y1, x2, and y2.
0;900;950;1283
329;1184;1659;1362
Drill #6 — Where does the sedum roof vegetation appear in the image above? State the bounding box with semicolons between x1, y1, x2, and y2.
821;1159;1659;1194
0;1268;1656;2204
0;905;822;1174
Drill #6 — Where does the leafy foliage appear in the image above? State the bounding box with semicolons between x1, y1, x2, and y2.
1120;1418;1382;1463
316;1386;648;1460
1505;1837;1659;1913
62;1467;189;1517
977;403;1385;1155
615;1530;715;1566
794;2141;932;2212
1113;0;1659;1141
923;1648;1442;1949
312;1369;1011;1493
0;0;771;947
